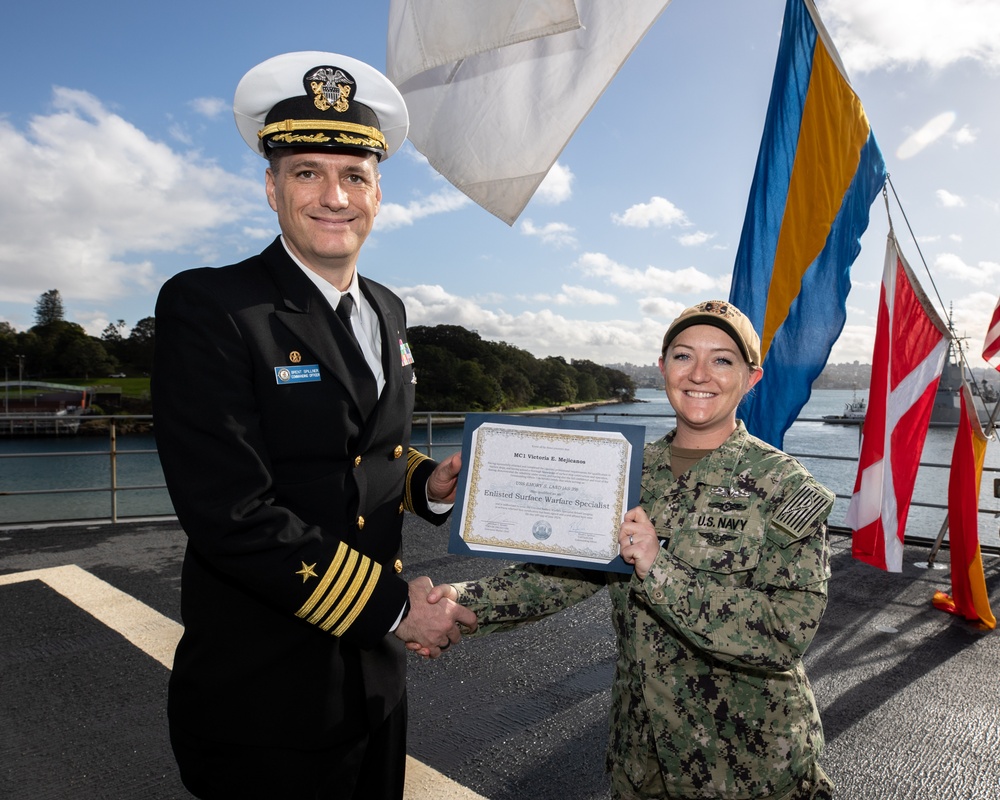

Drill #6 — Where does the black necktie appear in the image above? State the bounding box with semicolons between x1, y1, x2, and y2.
336;293;360;347
335;292;378;408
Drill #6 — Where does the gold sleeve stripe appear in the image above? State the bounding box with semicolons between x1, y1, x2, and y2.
320;555;374;633
404;448;431;512
295;541;349;619
331;560;382;637
305;549;359;626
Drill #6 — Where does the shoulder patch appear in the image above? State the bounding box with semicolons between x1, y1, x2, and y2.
772;483;832;542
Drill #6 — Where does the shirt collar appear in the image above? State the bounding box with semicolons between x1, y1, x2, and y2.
279;235;361;309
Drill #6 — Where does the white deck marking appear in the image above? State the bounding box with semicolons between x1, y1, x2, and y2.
1;564;488;800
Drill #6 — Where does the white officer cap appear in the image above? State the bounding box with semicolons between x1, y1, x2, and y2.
233;51;408;160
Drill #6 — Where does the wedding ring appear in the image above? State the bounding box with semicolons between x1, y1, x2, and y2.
628;535;634;546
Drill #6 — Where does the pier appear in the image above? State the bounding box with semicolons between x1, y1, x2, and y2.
2;516;998;799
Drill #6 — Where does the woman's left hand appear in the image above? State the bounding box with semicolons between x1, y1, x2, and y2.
618;506;659;580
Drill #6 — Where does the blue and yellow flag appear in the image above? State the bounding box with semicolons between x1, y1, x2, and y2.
729;0;886;448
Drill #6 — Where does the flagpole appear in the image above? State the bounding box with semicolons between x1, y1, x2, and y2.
920;518;950;569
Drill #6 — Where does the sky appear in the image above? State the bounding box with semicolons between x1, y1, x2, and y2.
2;0;999;371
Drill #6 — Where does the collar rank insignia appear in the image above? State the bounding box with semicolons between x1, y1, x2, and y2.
306;67;353;114
296;561;318;583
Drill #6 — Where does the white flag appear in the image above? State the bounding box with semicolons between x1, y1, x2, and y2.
387;0;673;225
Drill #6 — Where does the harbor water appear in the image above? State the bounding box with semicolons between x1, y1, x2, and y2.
3;388;999;549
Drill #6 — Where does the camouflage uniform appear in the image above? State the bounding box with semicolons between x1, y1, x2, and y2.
454;422;835;799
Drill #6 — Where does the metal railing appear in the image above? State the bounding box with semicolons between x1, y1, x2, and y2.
1;414;161;525
2;410;999;555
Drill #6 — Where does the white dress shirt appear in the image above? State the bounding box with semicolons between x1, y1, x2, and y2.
282;237;385;396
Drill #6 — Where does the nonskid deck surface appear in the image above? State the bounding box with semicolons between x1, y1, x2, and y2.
1;519;998;800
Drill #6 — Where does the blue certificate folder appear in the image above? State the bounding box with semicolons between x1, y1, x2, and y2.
448;414;645;574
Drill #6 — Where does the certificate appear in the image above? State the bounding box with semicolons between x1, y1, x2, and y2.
448;414;645;573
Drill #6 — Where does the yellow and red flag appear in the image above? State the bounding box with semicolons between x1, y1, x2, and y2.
932;381;996;629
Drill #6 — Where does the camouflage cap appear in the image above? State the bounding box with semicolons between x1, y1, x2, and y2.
661;300;761;367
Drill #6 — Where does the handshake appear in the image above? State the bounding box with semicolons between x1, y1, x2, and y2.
393;577;476;659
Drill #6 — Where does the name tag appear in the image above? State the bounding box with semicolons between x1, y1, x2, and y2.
274;364;321;384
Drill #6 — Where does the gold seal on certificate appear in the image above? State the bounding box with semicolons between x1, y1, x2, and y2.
448;415;645;573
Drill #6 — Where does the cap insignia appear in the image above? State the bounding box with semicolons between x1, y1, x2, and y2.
305;66;353;114
697;300;736;319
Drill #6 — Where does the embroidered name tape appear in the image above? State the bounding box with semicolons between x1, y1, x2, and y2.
275;364;321;384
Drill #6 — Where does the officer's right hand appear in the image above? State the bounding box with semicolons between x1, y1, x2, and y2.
395;577;477;658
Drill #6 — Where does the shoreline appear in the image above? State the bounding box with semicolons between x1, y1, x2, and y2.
411;396;638;427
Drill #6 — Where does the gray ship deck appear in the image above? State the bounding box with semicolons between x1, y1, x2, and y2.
2;517;998;799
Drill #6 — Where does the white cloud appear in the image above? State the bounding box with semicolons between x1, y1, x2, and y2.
0;87;260;306
823;0;1000;73
169;123;193;146
242;226;276;240
189;97;228;118
520;219;577;247
952;125;977;146
392;282;667;364
936;189;965;208
638;297;689;321
896;112;956;160
574;252;727;295
556;284;618;306
934;253;1000;283
534;161;574;205
950;290;1000;365
375;189;471;230
829;324;877;364
677;231;716;247
612;196;690;229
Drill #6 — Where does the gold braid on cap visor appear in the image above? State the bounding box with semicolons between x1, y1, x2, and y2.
258;119;386;151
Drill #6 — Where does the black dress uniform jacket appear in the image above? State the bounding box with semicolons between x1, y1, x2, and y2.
152;237;447;747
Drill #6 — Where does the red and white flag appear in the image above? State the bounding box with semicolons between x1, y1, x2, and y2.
983;295;1000;370
846;234;950;572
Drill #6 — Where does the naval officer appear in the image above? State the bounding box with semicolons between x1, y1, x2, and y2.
152;51;476;799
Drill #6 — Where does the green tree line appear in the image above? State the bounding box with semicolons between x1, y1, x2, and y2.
407;325;635;411
1;290;154;381
2;291;635;410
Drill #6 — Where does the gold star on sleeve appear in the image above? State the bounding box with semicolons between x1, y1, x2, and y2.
296;562;318;583
295;542;381;637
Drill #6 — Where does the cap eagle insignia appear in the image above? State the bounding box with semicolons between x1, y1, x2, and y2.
306;67;353;114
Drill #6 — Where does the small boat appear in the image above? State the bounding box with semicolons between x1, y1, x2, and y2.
822;392;866;425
